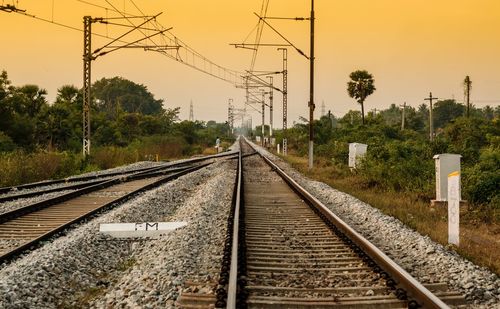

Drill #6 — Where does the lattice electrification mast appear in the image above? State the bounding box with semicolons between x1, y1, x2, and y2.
189;100;194;121
267;76;273;137
82;13;173;157
83;16;92;156
278;48;288;155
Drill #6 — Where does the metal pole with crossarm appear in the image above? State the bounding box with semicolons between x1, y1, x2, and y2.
425;92;439;141
308;0;315;169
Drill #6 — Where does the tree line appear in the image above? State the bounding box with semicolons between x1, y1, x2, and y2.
0;70;230;154
0;70;231;186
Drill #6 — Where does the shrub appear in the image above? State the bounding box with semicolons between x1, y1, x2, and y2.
463;147;500;207
0;131;15;152
0;151;84;186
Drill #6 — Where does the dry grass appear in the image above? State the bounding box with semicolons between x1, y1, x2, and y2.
0;151;83;187
283;154;500;275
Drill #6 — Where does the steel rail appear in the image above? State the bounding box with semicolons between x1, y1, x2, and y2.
0;164;199;203
226;141;242;309
0;164;200;225
0;165;164;195
244;138;449;309
0;162;211;263
0;150;239;195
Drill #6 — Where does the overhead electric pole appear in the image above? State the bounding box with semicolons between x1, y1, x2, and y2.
278;48;288;155
81;13;169;157
189;100;194;121
267;76;274;137
83;16;92;157
400;102;406;130
464;76;471;118
228;98;234;134
261;90;265;146
308;0;315;169
425;92;438;141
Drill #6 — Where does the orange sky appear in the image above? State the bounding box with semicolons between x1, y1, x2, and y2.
1;0;499;124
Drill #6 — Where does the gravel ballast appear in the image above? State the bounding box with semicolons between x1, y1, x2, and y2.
0;158;236;308
250;141;499;307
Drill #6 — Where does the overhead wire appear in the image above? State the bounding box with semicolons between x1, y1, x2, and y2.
99;0;244;85
249;0;269;71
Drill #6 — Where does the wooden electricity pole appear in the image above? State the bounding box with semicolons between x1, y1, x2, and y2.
400;102;406;130
425;93;438;141
464;76;471;118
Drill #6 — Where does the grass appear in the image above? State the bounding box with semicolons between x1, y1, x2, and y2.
282;154;500;275
0;140;213;187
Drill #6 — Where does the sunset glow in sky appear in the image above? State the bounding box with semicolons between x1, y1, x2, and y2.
1;0;499;124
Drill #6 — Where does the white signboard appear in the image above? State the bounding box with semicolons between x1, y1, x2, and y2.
447;171;460;246
100;222;187;238
348;143;368;169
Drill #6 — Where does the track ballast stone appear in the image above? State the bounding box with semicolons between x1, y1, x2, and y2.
0;158;235;308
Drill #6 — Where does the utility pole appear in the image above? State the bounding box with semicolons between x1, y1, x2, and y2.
81;13;168;157
328;110;333;129
278;48;288;155
308;0;315;169
83;16;92;157
228;98;233;134
400;102;406;130
425;92;438;141
267;76;274;137
189;100;194;121
464;76;471;118
261;90;265;146
321;100;325;117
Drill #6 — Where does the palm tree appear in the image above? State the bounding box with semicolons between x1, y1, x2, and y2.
347;70;376;124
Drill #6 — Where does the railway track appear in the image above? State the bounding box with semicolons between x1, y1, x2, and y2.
180;137;465;308
0;150;238;203
0;151;238;264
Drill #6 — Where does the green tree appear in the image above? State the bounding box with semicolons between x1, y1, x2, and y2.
92;77;164;117
433;99;465;129
380;104;401;126
347;70;376;124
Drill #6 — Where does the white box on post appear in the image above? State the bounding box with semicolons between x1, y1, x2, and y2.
433;153;461;201
348;143;368;169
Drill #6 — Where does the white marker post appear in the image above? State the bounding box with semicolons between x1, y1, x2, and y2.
277;143;281;154
447;171;460;246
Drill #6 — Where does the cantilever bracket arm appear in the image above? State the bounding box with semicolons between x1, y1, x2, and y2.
93;12;163;54
254;12;309;60
0;4;26;13
92;27;171;59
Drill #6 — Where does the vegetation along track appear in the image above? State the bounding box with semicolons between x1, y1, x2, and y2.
0;151;238;263
220;138;465;309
